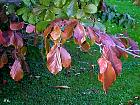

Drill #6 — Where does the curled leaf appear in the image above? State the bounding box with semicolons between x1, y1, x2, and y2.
80;41;90;52
10;60;23;81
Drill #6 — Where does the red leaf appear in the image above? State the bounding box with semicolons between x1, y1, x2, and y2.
0;30;6;45
10;60;23;81
47;45;62;74
98;58;116;92
10;32;23;48
62;19;78;40
60;47;71;68
10;22;24;30
87;27;97;44
74;23;86;44
103;46;122;75
26;24;35;33
50;25;61;40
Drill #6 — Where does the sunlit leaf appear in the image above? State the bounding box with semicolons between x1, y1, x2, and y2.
98;59;116;92
10;60;23;81
47;45;62;74
84;4;97;14
60;47;71;68
36;21;49;32
50;25;61;40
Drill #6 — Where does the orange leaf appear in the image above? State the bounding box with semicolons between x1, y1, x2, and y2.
44;25;53;37
0;58;4;69
60;47;71;68
98;59;116;92
50;25;61;40
10;22;24;31
62;20;78;40
80;41;90;52
47;45;62;74
10;60;23;81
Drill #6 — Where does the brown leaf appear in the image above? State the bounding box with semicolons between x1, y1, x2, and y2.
50;25;61;40
10;60;23;81
50;86;70;89
98;59;116;92
80;41;90;52
1;52;8;65
0;29;6;45
47;45;62;74
60;47;71;68
45;37;50;55
44;25;53;37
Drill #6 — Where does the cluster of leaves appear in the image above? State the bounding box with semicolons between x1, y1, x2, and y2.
96;0;135;28
41;18;139;92
0;3;29;82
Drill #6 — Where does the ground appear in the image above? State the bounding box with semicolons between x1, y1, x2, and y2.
0;0;140;105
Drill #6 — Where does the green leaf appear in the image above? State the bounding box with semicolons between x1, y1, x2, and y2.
28;13;36;24
76;9;85;19
84;4;97;14
39;0;51;6
16;7;29;15
81;19;94;27
94;22;106;32
44;11;55;21
66;0;78;17
22;12;30;22
36;21;49;32
22;0;31;6
54;0;67;7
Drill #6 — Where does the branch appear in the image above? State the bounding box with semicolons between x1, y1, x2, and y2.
116;45;140;58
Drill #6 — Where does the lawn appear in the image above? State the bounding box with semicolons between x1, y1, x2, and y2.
0;0;140;105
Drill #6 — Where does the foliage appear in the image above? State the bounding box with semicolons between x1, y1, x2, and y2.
0;3;29;82
0;0;140;93
96;0;135;28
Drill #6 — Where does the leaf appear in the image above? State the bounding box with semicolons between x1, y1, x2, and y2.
102;46;122;75
44;25;53;37
45;37;50;55
94;22;106;32
61;19;78;40
98;57;108;74
10;60;23;81
36;21;49;32
1;52;8;65
0;30;5;45
26;24;35;33
50;25;61;40
98;58;116;92
10;22;24;30
47;45;62;74
50;86;70;89
54;0;67;7
87;27;97;44
28;14;36;24
39;0;51;6
22;0;31;6
84;4;97;14
10;32;23;48
67;0;78;17
74;23;86;44
80;41;90;52
16;7;29;15
60;47;71;68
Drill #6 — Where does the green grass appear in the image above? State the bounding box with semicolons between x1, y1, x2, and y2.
0;0;140;105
